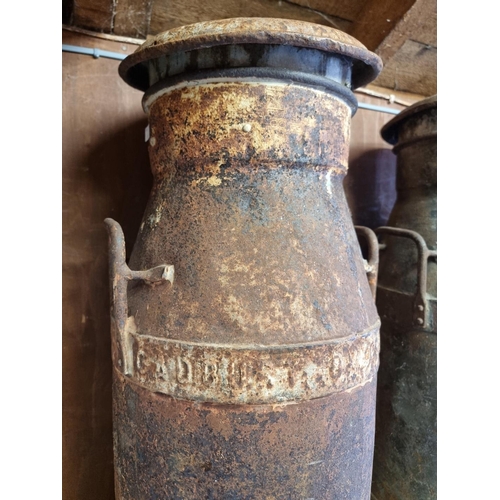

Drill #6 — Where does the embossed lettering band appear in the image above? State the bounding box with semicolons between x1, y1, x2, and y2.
124;321;380;404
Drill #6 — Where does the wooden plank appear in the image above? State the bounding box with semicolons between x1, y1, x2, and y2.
113;0;153;38
373;39;437;95
376;0;436;62
366;0;436;95
63;24;144;44
286;0;368;22
62;30;152;500
350;0;436;97
348;0;417;51
73;0;115;32
150;0;352;35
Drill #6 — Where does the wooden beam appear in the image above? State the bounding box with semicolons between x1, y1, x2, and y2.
149;0;352;36
63;24;144;44
348;0;417;51
113;0;153;38
349;0;436;96
370;0;436;96
373;40;436;95
72;0;115;32
285;0;368;22
375;0;436;62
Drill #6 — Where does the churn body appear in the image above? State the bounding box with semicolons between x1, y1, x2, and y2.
106;19;382;499
372;96;437;499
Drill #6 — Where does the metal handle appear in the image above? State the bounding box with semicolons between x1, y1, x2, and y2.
104;218;174;376
355;226;379;301
375;226;437;329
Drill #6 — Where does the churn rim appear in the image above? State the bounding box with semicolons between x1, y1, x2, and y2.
119;18;383;91
381;94;437;145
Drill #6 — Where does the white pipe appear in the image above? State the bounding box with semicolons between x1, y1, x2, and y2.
357;102;400;115
62;44;126;61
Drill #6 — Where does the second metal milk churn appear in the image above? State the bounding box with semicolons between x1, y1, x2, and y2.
372;95;437;499
106;18;383;499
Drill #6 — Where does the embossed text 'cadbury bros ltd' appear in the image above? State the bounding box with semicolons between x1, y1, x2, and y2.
105;18;382;499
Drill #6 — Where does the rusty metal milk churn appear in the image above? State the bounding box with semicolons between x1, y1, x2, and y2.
105;18;382;499
372;96;437;499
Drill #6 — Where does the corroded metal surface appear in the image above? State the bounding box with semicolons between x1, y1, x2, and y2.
109;19;382;499
114;374;377;500
372;96;437;500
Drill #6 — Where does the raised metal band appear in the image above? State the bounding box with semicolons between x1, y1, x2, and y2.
120;321;380;404
142;67;358;114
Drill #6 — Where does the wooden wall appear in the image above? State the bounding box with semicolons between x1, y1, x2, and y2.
62;28;414;499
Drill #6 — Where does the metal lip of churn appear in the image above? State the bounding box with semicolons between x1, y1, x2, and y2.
381;94;437;146
373;95;437;500
108;18;383;499
119;17;382;92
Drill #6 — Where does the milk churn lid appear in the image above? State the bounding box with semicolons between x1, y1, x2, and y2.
381;94;437;145
119;18;382;91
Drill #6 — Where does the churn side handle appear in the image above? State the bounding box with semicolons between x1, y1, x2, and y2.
375;226;437;329
104;218;174;376
355;226;379;301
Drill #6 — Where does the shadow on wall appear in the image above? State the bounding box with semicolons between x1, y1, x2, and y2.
344;148;397;229
87;118;153;257
63;118;152;500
